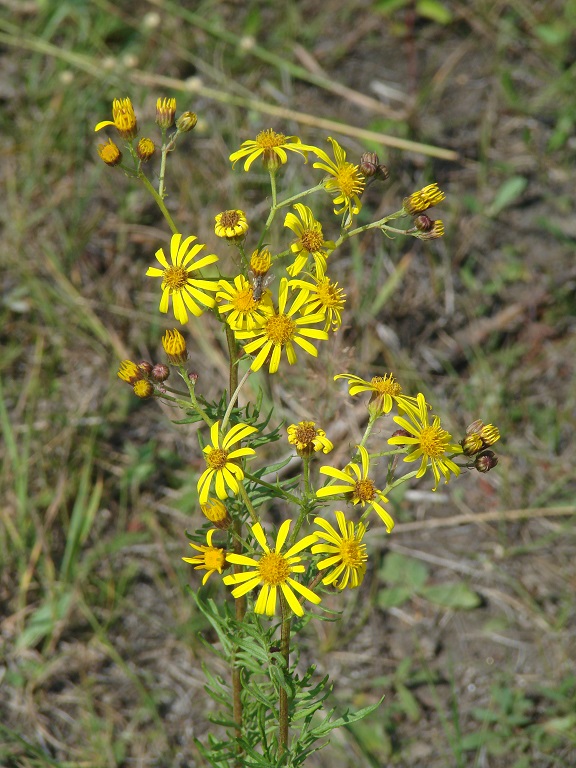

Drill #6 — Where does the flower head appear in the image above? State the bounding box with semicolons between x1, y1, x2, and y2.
197;421;258;504
230;129;315;172
312;511;368;590
215;209;249;240
217;275;274;331
162;328;188;364
146;233;219;325
312;138;365;228
182;529;227;585
133;380;154;399
283;204;335;278
201;498;232;530
118;359;143;384
136;137;155;162
234;278;328;374
287;421;333;457
223;520;320;617
290;275;346;332
97;138;122;166
156;97;176;129
95;97;138;139
176;111;198;132
388;393;462;490
334;373;419;417
317;444;394;532
403;183;445;215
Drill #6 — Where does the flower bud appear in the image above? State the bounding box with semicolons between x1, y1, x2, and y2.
136;137;156;162
176;111;198;132
474;450;498;473
214;209;249;239
249;248;272;276
189;372;199;385
138;360;154;375
118;359;142;384
162;328;188;364
479;424;500;447
461;433;484;456
359;152;380;177
156;97;176;129
403;183;445;215
416;220;444;240
152;363;170;382
201;498;232;530
133;380;154;399
97;138;123;166
390;428;411;442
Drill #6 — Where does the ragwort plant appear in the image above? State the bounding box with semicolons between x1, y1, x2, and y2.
96;96;501;767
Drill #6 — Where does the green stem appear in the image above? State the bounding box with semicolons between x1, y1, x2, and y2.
222;366;252;433
139;171;179;234
278;592;291;756
333;208;407;248
232;517;246;767
237;482;260;525
243;471;301;506
158;128;169;199
179;366;213;427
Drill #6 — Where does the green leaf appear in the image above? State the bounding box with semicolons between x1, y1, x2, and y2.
377;585;413;608
417;0;453;24
420;582;481;609
486;176;528;217
379;551;429;588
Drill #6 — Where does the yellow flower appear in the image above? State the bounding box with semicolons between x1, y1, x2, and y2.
133;380;154;399
234;278;328;374
287;421;333;457
214;210;249;239
136;137;155;162
223;519;321;617
201;498;232;530
94;97;138;139
156;97;176;129
217;275;274;331
334;373;419;416
289;275;346;332
312;511;368;590
283;204;335;277
197;421;258;504
229;129;315;171
182;529;227;585
146;233;219;325
162;328;187;364
388;393;462;490
312;137;365;228
403;183;445;215
118;359;142;384
97;138;122;166
317;444;394;532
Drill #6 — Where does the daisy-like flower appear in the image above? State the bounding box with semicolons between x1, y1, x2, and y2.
388;393;462;490
214;210;249;240
146;233;219;325
317;444;394;532
312;511;368;590
97;138;122;166
287;421;333;457
217;274;274;331
235;278;328;374
95;97;138;139
289;275;346;332
222;520;321;617
229;129;316;172
334;373;420;417
283;204;335;278
403;183;445;215
197;421;258;504
312;137;365;228
182;529;227;585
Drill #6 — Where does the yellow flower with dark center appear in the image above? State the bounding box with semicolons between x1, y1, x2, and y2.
182;529;227;585
403;183;445;215
217;275;274;331
197;421;258;504
234;278;328;374
312;137;365;228
388;393;462;490
223;519;320;617
118;359;142;384
214;209;249;239
287;421;333;457
97;138;122;166
95;97;138;139
146;233;219;325
334;372;420;416
317;444;394;532
290;276;346;332
283;204;335;277
162;328;188;364
312;511;368;590
229;129;315;171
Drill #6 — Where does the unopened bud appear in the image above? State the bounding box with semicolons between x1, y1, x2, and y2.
156;97;176;129
97;138;123;166
151;363;170;382
136;137;156;162
461;433;484;456
188;372;199;385
359;152;380;177
176;111;198;132
474;450;498;473
138;360;153;375
133;380;154;399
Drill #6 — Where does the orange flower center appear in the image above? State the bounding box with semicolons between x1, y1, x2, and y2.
300;227;324;253
371;375;401;396
204;547;226;572
162;266;189;292
339;539;366;568
316;278;342;308
265;313;295;345
256;129;287;148
354;478;376;503
332;163;364;197
419;425;449;459
233;286;258;312
220;210;242;228
258;552;290;585
206;448;229;470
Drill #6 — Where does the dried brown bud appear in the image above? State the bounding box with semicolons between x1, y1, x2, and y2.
138;360;153;375
151;363;170;382
474;450;498;473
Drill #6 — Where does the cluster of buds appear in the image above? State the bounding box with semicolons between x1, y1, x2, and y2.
461;419;500;473
117;329;192;398
403;183;445;240
359;151;390;183
96;96;198;169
